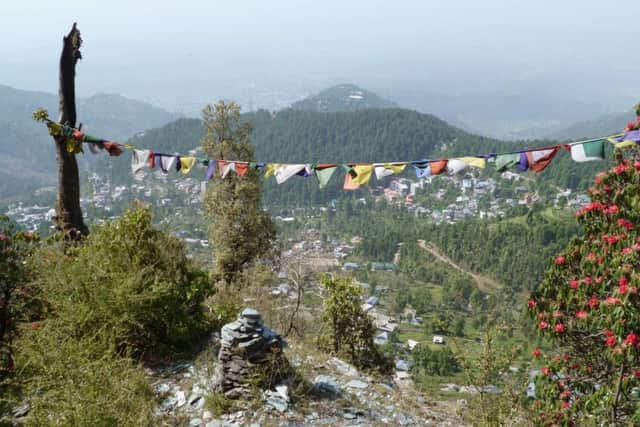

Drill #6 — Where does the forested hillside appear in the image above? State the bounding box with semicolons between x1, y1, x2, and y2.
291;84;397;112
100;108;615;206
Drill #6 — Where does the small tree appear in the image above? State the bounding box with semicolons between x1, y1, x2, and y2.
318;275;391;372
528;127;640;424
201;102;276;286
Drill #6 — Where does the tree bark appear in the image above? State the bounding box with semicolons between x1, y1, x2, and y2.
53;23;88;239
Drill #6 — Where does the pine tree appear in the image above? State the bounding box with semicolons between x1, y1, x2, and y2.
201;101;276;286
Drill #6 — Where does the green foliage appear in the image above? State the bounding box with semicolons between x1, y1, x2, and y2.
411;344;459;376
317;275;392;373
14;331;154;426
201;101;276;286
27;205;212;356
528;148;640;425
455;324;531;427
0;218;37;379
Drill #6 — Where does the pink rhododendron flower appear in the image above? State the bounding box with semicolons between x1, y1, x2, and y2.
569;279;579;289
555;256;566;265
528;299;536;308
576;310;588;320
606;336;617;347
532;348;541;357
605;297;621;305
624;333;639;347
539;321;549;330
619;284;629;295
554;323;565;333
541;367;551;376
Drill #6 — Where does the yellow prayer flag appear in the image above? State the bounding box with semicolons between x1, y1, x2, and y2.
265;163;281;178
384;163;406;174
458;157;486;168
179;157;196;174
352;165;373;185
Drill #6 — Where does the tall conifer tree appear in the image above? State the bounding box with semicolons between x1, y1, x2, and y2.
202;102;276;285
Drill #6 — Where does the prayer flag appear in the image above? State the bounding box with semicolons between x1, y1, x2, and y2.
154;154;176;173
219;161;235;178
494;154;519;172
413;165;431;178
525;147;559;172
343;172;360;190
352;165;373;185
430;160;448;175
179;156;197;174
235;162;249;177
447;159;468;174
206;161;216;181
132;149;150;175
265;163;281;178
315;166;337;189
373;163;406;180
518;152;528;171
459;157;486;169
570;140;605;162
275;164;306;184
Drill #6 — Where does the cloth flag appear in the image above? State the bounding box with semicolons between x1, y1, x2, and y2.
525;147;559;172
494;153;520;172
351;165;374;186
315;165;337;189
430;160;448;175
178;156;197;174
446;159;468;174
131;149;151;175
373;163;406;180
275;164;306;184
570;139;605;162
205;161;216;181
265;163;282;178
518;152;529;171
343;172;360;190
296;164;315;178
235;162;249;177
154;153;176;173
459;157;486;169
609;130;640;148
218;161;235;178
413;164;431;178
102;142;123;157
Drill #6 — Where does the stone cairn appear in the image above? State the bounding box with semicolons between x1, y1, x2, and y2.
213;308;288;398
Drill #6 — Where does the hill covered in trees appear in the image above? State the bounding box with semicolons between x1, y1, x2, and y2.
290;84;397;112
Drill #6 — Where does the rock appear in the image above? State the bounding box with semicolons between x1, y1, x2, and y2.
12;403;29;418
326;357;359;377
154;382;171;394
202;410;212;420
265;392;288;413
313;375;341;398
346;379;368;389
175;390;187;407
188;418;202;427
205;421;222;427
275;384;289;402
213;309;288;397
395;359;413;371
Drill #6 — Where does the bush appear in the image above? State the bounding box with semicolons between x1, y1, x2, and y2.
15;330;154;426
317;275;392;373
27;205;212;356
411;344;459;376
528;148;640;425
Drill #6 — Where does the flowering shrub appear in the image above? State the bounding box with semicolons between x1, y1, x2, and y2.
528;144;640;425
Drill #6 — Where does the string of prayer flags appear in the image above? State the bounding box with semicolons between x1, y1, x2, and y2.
178;156;197;174
609;130;640;148
351;165;374;186
570;139;606;162
154;153;176;173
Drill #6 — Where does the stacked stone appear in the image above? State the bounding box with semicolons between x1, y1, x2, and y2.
214;308;287;398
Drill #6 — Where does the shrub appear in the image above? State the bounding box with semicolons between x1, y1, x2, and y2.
528;147;640;425
317;275;392;373
27;205;212;356
14;329;154;426
411;344;459;376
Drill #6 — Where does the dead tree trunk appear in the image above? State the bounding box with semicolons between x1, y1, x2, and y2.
53;23;88;239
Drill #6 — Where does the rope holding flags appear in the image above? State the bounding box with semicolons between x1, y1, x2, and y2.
33;110;640;191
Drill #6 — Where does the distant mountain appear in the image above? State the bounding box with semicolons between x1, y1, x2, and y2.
291;84;397;112
542;110;634;141
380;88;615;140
0;85;181;200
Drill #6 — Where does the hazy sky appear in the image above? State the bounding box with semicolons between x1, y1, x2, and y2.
1;0;639;115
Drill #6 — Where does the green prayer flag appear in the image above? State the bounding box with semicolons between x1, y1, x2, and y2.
570;139;605;162
315;167;337;189
494;153;520;172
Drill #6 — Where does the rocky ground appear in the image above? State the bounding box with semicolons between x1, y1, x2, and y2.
150;333;467;427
